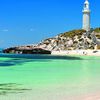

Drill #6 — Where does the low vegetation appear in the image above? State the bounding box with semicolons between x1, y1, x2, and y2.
94;28;100;33
60;29;86;38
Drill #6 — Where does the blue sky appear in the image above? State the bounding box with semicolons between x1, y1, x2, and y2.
0;0;100;48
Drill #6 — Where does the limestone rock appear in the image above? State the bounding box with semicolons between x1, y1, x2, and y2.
3;28;100;54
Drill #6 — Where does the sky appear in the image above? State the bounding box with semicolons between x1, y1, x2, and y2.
0;0;100;48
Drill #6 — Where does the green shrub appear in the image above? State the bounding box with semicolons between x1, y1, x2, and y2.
60;29;86;38
94;28;100;33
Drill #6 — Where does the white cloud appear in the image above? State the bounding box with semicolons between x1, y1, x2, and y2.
30;28;35;32
2;29;9;32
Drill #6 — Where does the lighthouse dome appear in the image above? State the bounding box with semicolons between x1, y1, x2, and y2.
84;0;89;4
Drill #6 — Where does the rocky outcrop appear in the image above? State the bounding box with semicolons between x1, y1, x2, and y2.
3;47;51;54
37;29;100;50
3;28;100;54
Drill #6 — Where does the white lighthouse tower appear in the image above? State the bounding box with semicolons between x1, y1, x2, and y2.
82;0;90;31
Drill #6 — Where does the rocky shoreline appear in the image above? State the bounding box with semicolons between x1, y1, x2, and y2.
3;28;100;55
3;47;51;54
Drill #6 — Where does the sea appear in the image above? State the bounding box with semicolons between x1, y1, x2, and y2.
0;53;100;100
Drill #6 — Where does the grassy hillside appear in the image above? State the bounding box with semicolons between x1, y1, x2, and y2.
60;29;86;38
94;28;100;33
59;28;100;39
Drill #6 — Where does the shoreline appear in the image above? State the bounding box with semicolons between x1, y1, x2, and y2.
1;50;100;57
51;50;100;56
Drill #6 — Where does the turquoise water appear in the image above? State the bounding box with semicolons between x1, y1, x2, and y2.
0;54;100;100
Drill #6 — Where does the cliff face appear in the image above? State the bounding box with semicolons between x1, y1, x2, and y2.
3;28;100;54
37;29;100;50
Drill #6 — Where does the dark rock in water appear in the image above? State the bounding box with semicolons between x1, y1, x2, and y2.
3;47;51;54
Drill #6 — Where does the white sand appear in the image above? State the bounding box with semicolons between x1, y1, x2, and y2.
1;88;100;100
51;50;100;56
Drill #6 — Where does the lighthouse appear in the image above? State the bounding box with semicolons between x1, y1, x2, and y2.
82;0;90;31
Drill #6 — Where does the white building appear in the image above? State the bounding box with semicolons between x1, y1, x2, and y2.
82;0;90;31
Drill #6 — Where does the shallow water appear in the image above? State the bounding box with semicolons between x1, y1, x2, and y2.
0;54;100;100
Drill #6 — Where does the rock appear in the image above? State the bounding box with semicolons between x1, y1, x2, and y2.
3;28;100;54
3;47;51;54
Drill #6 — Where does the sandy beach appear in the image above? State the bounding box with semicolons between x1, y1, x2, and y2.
1;87;100;100
51;50;100;56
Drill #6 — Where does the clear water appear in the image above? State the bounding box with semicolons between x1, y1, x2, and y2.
0;54;100;100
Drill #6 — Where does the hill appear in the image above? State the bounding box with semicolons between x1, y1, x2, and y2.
3;28;100;54
37;28;100;50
